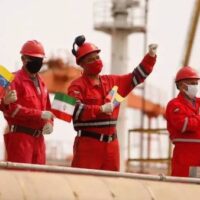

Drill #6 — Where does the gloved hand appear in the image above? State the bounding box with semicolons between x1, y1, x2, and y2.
100;102;114;113
3;89;17;105
42;123;53;135
41;111;54;120
148;44;158;57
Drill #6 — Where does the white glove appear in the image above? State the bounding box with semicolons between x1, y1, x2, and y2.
3;89;17;105
41;111;54;120
42;123;53;135
148;44;158;57
101;102;114;113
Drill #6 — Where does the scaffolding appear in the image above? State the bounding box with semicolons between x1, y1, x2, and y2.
127;128;172;175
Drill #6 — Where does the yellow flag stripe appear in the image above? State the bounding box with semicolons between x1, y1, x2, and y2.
0;65;14;82
110;86;118;102
115;93;124;103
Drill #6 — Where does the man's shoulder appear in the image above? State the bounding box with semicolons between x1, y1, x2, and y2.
165;97;184;119
68;77;86;93
196;97;200;104
11;69;30;86
166;97;182;108
12;69;23;81
70;76;84;85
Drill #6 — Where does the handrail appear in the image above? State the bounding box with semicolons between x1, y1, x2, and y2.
0;161;200;184
127;128;172;175
128;128;167;134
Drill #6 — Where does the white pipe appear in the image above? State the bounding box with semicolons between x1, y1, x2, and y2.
0;161;200;184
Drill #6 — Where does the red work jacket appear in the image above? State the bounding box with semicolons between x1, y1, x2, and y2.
68;54;156;135
0;100;8;111
166;92;200;143
3;68;52;129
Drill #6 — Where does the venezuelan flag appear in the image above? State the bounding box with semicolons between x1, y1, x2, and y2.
0;65;14;97
105;85;125;108
106;86;118;101
112;92;125;107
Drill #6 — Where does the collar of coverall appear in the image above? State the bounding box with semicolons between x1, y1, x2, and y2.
178;92;196;106
20;67;39;81
82;73;104;87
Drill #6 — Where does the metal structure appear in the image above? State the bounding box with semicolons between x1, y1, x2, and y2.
182;0;200;66
0;161;198;183
1;162;200;199
45;140;72;166
93;0;148;171
127;128;172;175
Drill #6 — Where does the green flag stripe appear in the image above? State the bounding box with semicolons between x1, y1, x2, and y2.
55;93;76;105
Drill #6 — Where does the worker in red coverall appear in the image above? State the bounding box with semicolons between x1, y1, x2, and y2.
3;40;54;164
166;66;200;177
68;35;157;171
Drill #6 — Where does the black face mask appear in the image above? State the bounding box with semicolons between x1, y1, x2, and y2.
26;58;43;74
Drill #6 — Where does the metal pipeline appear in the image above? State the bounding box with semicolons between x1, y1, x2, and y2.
0;161;200;184
1;162;200;199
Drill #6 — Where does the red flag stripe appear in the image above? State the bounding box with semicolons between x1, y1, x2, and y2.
51;109;72;122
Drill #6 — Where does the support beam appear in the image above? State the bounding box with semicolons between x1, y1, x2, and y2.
182;0;200;66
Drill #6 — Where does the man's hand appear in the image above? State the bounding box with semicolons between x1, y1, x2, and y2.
42;123;53;135
100;102;114;113
3;89;17;105
41;111;54;120
148;44;158;57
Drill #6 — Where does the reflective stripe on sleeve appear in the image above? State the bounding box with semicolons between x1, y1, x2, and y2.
181;117;188;133
133;77;139;86
74;103;84;121
137;65;148;78
132;65;148;86
11;105;21;118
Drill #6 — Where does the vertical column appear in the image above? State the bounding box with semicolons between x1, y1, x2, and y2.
111;31;129;171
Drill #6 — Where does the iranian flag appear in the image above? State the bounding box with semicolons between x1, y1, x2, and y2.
51;93;76;122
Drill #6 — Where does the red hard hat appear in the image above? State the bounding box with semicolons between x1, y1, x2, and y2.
175;66;200;82
20;40;45;58
76;42;100;64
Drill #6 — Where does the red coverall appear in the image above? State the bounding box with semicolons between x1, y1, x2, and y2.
166;92;200;177
68;54;156;171
0;100;7;110
3;68;52;164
